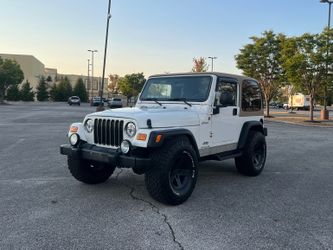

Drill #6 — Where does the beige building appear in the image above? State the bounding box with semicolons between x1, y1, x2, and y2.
44;68;58;83
0;53;109;99
57;73;109;99
0;53;45;90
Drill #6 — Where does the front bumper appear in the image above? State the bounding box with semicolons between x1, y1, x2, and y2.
60;143;152;171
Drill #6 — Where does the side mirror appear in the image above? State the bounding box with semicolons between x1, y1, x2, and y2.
219;92;233;107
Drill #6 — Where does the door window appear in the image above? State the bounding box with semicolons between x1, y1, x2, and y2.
215;78;237;107
241;80;262;111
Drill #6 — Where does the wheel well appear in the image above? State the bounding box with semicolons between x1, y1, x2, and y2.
171;134;200;158
250;125;264;133
148;129;200;158
237;121;265;150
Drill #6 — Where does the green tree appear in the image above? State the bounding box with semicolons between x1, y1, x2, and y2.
235;31;286;117
6;84;21;101
20;80;35;101
49;83;58;101
281;33;327;121
36;76;49;101
192;57;208;72
119;73;146;104
0;56;24;103
73;78;88;102
320;28;333;107
46;75;52;83
55;77;72;101
108;74;120;94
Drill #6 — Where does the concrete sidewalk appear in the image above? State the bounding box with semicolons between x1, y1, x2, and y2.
266;109;333;127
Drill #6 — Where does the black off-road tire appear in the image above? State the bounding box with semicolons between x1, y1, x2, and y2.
145;136;198;205
235;131;266;176
68;156;116;184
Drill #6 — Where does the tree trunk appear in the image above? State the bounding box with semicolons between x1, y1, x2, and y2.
0;87;5;103
265;99;270;117
309;89;314;122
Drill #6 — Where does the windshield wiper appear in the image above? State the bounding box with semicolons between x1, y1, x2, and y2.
142;98;162;106
169;98;192;107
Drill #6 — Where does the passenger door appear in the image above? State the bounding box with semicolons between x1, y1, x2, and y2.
211;77;241;149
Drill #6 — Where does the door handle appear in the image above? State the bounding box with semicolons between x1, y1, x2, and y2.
232;108;237;116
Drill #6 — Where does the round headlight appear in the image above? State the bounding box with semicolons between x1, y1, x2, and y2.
69;133;80;146
84;119;94;133
120;140;131;154
125;122;136;137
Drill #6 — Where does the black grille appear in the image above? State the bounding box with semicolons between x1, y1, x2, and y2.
94;118;124;147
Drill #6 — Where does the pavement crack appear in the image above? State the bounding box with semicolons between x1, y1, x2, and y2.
115;169;184;250
115;168;123;180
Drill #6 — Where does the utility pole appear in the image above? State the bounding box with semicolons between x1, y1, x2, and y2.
208;56;217;72
98;0;112;111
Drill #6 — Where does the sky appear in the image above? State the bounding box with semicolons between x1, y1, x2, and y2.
0;0;331;78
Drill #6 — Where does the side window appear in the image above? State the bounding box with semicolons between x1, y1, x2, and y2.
242;80;262;111
215;78;237;107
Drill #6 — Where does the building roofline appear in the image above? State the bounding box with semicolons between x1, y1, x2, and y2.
0;53;44;66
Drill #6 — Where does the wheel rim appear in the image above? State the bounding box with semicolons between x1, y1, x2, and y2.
252;142;266;170
169;151;195;196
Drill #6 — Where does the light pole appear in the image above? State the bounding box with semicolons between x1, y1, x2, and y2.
98;0;112;111
88;49;97;98
320;0;332;120
87;59;91;100
208;56;217;72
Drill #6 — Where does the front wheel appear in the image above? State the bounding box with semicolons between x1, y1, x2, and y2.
145;137;198;205
235;131;266;176
68;156;116;184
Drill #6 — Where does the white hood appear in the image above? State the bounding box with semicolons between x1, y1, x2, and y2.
87;106;200;128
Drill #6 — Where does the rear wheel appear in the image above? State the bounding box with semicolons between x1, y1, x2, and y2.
145;136;198;205
235;131;266;176
68;156;116;184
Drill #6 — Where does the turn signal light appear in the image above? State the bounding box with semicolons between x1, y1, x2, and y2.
136;133;147;141
70;126;78;133
155;134;162;143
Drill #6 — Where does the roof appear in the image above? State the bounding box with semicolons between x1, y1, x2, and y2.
0;53;44;66
149;72;257;81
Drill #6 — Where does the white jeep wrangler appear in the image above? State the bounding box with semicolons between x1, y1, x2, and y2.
60;73;267;205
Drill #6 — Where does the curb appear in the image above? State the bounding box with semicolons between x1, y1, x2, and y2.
265;119;333;128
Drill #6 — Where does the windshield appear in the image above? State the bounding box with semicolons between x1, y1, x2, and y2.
140;76;212;102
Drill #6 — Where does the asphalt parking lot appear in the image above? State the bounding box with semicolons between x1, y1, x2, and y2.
1;102;333;250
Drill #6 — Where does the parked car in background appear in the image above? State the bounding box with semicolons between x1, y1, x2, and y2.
68;96;81;106
108;98;123;108
283;103;289;110
269;102;283;109
90;96;104;106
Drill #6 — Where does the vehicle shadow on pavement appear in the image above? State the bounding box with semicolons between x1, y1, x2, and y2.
93;160;242;206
